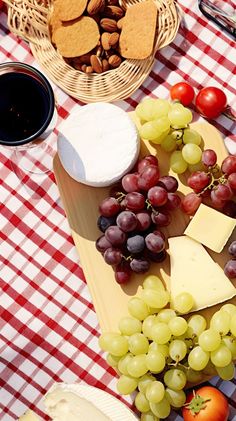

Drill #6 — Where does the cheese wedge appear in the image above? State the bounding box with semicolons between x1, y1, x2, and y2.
18;410;40;421
184;203;236;253
168;236;236;311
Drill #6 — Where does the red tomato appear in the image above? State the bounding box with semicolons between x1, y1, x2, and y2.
0;1;3;7
170;82;195;106
182;386;229;421
195;87;227;119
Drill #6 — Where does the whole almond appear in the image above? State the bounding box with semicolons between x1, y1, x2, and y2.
109;32;119;47
85;66;93;74
101;32;111;50
100;18;118;32
90;54;103;73
117;17;124;30
108;54;122;68
102;58;110;72
103;5;124;19
87;0;105;15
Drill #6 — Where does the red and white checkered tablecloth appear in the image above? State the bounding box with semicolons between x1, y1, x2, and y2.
0;0;236;419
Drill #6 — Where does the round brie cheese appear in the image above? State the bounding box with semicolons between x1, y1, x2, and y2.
57;103;140;187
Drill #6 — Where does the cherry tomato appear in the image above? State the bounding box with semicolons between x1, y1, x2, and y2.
182;386;229;421
195;87;227;119
170;82;195;106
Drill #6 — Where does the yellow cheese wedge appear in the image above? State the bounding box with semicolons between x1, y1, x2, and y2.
168;236;236;311
184;203;236;253
19;410;40;421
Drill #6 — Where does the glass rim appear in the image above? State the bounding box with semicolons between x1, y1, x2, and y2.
0;61;55;146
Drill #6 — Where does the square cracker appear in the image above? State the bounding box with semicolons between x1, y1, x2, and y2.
119;0;158;60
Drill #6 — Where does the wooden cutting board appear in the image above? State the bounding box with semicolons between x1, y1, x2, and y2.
53;119;236;332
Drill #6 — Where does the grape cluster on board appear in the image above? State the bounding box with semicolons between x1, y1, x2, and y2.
96;155;181;283
181;151;236;217
99;275;236;421
135;98;204;175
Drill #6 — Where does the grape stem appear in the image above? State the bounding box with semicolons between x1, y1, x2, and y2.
115;191;126;202
184;390;211;415
197;166;227;197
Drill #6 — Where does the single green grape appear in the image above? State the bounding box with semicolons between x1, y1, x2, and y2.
118;316;142;336
169;339;187;362
183;128;202;145
198;329;221;352
146;350;166;373
188;346;209;371
128;297;150;320
141;288;170;309
172;292;194;314
143;275;165;291
158;309;176;324
99;332;120;351
142;315;159;340
168;104;192;127
165;388;186;408
118;353;133;375
135;98;158;121
210;344;232;368
210;310;230;335
151;322;172;344
128;333;149;355
221;303;236;318
148;342;169;358
135;391;151;412
222;335;236;358
168;316;188;336
161;134;177;152
186;368;203;384
105;335;129;356
127;354;148;377
187;314;207;337
150;397;171;419
146;381;165;403
170;150;188;174
140;411;159;421
139;121;163;141
138;373;156;394
216;361;235;380
116;374;138;395
163;369;187;391
182;143;202;165
106;353;121;368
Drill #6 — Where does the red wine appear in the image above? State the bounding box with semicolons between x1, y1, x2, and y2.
0;72;52;145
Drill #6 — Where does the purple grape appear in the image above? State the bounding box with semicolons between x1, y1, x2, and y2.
157;175;178;192
127;235;145;254
130;258;150;273
126;192;146;211
115;261;132;284
223;200;236;218
228;241;236;258
103;248;123;265
224;259;236;278
151;210;171;227
105;225;127;246
97;215;116;233
136;211;152;231
147;186;168;207
99;197;121;217
202;149;217;167
165;193;181;211
96;235;112;253
145;232;165;253
116;211;138;232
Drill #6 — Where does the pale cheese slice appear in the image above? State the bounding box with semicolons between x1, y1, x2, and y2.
184;203;236;253
18;410;40;421
168;236;236;311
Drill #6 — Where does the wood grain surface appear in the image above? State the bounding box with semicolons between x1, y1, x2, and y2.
53;119;236;333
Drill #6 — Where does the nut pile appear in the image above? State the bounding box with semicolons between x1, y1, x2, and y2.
49;0;126;73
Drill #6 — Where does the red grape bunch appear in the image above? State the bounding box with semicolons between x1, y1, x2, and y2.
96;155;181;284
182;151;236;217
225;241;236;279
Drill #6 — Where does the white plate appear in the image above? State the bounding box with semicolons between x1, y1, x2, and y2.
44;382;138;421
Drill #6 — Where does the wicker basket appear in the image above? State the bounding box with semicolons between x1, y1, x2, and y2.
4;0;180;103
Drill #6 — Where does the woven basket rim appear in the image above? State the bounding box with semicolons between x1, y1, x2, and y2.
4;0;180;103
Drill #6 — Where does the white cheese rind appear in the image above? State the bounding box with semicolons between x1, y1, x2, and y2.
168;236;236;311
57;103;140;187
184;203;236;253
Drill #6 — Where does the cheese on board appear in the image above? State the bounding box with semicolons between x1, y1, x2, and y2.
18;411;40;421
168;236;236;311
184;203;236;253
57;103;140;187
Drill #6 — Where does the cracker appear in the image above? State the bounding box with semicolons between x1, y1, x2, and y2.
56;0;88;21
53;16;100;58
119;0;158;60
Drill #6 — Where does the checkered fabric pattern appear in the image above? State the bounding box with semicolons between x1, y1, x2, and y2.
0;0;236;419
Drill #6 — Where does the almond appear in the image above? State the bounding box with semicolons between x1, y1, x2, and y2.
90;54;103;73
109;32;119;47
85;66;93;73
102;58;110;72
103;5;124;19
87;0;105;15
101;32;111;50
108;54;122;68
100;18;118;32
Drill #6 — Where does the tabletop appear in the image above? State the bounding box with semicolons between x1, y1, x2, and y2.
0;1;236;420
